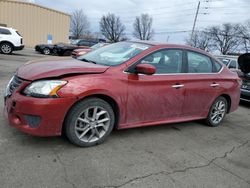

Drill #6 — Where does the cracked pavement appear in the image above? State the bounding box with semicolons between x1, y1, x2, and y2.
0;50;250;188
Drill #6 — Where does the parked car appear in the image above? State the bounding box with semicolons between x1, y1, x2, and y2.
0;26;24;54
238;53;250;102
34;43;61;55
215;55;239;70
72;43;109;58
4;41;242;147
55;39;98;56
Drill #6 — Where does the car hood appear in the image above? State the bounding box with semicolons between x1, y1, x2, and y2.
17;57;109;81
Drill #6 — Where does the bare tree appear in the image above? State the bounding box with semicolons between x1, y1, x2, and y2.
133;14;154;40
70;9;90;39
99;13;126;42
207;23;242;55
239;20;250;52
186;30;212;51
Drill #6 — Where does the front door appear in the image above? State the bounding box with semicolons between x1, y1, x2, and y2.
126;49;186;125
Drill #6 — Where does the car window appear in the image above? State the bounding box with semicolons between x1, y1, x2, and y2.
78;40;97;47
221;59;230;66
15;31;22;36
139;49;183;74
188;51;212;73
78;40;89;46
0;28;11;35
228;60;237;69
214;61;222;72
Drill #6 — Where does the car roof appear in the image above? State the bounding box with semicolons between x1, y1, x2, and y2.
129;40;213;58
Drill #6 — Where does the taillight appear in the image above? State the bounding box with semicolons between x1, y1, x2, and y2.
20;38;23;44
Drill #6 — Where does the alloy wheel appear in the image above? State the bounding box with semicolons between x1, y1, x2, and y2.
1;44;12;54
210;100;226;124
74;106;110;143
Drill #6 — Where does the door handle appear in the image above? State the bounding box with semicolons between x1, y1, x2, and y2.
172;84;184;89
210;83;220;87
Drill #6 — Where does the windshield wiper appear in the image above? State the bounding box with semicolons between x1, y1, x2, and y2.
80;58;97;64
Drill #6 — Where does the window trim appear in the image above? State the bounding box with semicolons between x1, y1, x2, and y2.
124;48;224;76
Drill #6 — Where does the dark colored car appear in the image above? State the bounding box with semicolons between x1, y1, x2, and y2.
238;53;250;102
4;41;242;147
240;73;250;102
35;43;64;55
55;39;98;56
71;43;109;58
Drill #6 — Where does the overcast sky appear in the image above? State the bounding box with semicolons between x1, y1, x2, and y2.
34;0;250;43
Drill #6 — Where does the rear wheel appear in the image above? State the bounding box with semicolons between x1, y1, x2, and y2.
65;98;115;147
0;42;13;54
206;96;228;127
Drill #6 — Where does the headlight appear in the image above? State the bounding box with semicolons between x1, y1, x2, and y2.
23;80;67;98
4;76;14;97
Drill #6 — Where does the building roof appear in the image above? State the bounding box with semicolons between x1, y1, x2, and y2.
1;0;70;16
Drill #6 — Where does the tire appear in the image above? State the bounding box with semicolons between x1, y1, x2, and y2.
64;98;115;147
42;48;51;55
0;42;13;54
206;96;228;127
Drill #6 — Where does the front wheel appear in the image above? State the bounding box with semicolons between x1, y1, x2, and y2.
64;98;115;147
206;96;228;127
42;48;51;55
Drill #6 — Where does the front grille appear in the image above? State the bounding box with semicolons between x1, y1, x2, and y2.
7;76;23;96
24;115;41;128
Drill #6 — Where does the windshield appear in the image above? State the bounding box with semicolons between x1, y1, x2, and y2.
91;43;107;50
78;42;152;66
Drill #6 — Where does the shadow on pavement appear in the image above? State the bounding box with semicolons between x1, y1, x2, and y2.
240;101;250;109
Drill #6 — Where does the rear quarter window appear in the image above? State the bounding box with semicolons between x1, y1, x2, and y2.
213;60;223;72
187;51;213;73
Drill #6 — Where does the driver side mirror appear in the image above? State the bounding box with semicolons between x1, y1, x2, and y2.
135;64;156;75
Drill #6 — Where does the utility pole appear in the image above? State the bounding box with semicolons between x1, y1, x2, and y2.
166;35;170;42
191;1;200;40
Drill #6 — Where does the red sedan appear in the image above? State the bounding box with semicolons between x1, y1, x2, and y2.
4;41;241;147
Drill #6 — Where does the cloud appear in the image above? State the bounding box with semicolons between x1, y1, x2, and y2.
35;0;250;43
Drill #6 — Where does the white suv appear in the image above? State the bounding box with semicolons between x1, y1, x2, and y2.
0;26;24;54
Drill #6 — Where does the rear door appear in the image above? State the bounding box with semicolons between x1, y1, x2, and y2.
182;50;221;117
